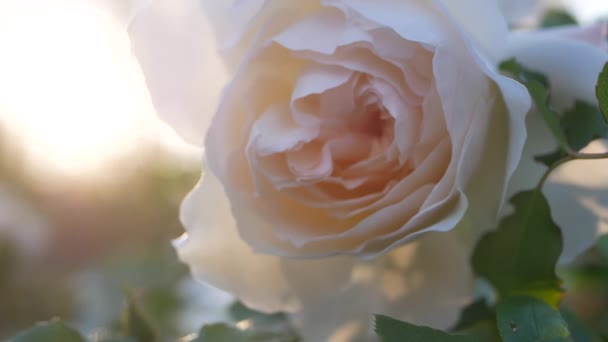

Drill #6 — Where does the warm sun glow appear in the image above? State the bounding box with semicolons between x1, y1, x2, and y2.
0;0;604;181
0;1;157;178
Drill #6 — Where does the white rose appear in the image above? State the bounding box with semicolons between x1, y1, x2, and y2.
128;0;607;340
175;0;532;258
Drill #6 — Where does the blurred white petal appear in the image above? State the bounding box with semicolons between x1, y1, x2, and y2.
128;0;228;146
498;0;539;25
507;29;608;111
294;230;474;341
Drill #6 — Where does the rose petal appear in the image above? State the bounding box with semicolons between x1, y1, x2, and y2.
293;230;474;341
497;0;539;25
176;169;354;312
128;0;228;146
436;0;509;61
538;23;608;49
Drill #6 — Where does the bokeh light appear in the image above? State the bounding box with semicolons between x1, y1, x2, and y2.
0;1;171;180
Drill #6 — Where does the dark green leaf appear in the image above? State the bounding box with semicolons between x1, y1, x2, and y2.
501;58;570;153
374;315;476;342
228;301;299;340
472;191;564;307
121;290;158;342
457;321;502;342
595;62;608;123
501;58;549;87
541;9;578;28
229;301;288;324
536;101;608;166
496;296;571;342
452;300;494;331
192;323;297;342
7;319;86;342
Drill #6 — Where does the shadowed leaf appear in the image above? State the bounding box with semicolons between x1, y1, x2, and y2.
472;191;564;307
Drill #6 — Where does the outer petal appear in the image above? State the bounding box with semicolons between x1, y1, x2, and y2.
294;230;474;341
539;23;608;49
435;0;509;62
200;0;322;68
176;170;354;313
128;0;228;146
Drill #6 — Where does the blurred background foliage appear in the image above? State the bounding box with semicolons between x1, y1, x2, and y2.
0;125;200;339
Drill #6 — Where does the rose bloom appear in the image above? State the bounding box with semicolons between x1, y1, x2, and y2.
128;0;608;340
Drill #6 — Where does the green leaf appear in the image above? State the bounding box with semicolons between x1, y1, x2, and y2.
536;101;608;166
500;58;570;153
374;315;476;342
121;290;158;342
541;9;578;28
452;300;494;331
472;191;564;307
500;58;549;87
596;62;608;123
228;301;299;340
7;319;86;342
229;301;288;325
191;323;297;342
496;296;572;342
458;321;502;342
557;101;606;150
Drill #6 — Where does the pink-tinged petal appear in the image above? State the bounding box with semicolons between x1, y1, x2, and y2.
128;0;228;146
